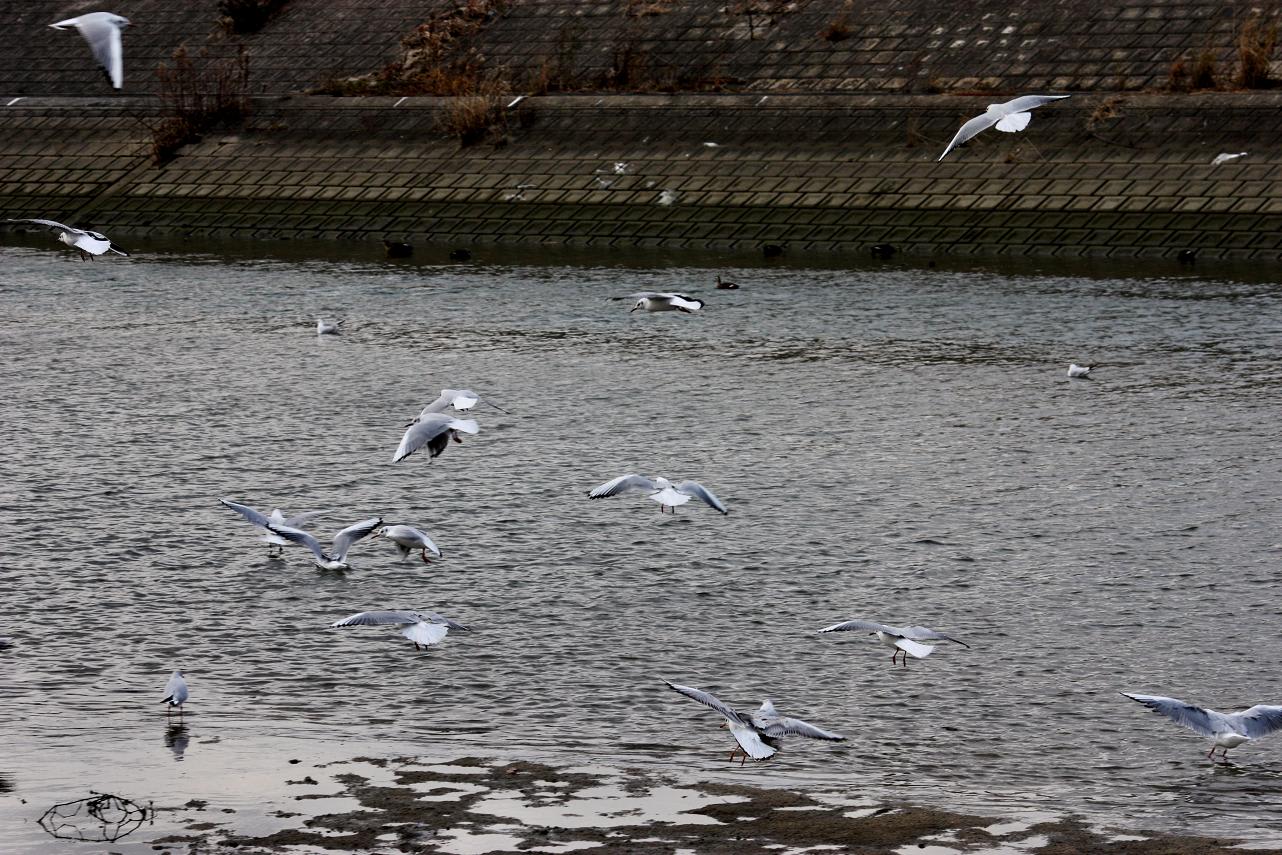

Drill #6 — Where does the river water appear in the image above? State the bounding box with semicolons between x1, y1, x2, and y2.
1;242;1280;850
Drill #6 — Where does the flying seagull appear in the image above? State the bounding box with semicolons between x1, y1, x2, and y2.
161;670;188;717
331;610;469;650
4;218;129;259
736;699;845;763
1067;363;1092;378
938;95;1070;161
817;619;969;666
377;525;442;564
1122;693;1282;760
629;292;704;313
410;388;508;421
219;499;327;554
50;12;130;90
588;475;728;514
392;413;479;463
664;681;777;764
266;516;383;571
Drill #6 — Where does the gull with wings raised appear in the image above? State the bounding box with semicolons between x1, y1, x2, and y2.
664;681;777;764
938;95;1070;161
219;499;327;555
589;475;728;515
392;413;479;463
4;218;129;259
50;12;130;90
818;619;969;666
331;610;469;650
266;516;383;571
1122;693;1282;760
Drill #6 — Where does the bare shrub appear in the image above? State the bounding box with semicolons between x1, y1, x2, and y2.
1167;56;1191;91
218;0;289;34
150;44;251;164
820;13;852;42
1191;48;1218;89
1237;12;1278;88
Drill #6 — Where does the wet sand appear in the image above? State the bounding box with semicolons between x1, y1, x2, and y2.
140;755;1280;854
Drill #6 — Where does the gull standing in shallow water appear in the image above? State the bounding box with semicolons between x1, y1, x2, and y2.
938;95;1071;161
377;525;441;564
50;12;130;90
266;517;383;570
817;619;969;666
664;681;777;763
392;413;479;463
4;218;129;259
331;610;469;650
161;671;188;717
1122;693;1282;760
628;292;704;313
219;499;327;555
588;475;728;514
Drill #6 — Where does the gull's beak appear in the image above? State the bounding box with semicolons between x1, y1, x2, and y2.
629;305;639;313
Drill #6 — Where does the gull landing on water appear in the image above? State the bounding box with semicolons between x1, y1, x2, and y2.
1122;693;1282;760
161;670;188;717
4;218;129;259
818;619;969;666
588;475;728;514
409;388;508;422
628;292;704;313
377;525;441;564
664;681;777;764
938;95;1071;161
332;610;469;650
50;12;130;90
266;517;382;571
219;499;327;554
392;413;479;463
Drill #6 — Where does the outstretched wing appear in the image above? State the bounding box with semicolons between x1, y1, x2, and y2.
664;680;749;726
817;619;898;635
1122;693;1217;738
997;94;1071;114
938;112;1001;161
330;517;382;561
265;524;327;561
757;715;844;741
4;217;81;235
588;474;658;498
675;480;728;514
393;415;452;462
418;610;470;631
1229;706;1282;739
331;610;422;627
901;626;969;647
283;509;328;528
220;498;272;529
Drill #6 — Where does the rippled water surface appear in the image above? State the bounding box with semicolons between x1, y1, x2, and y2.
2;243;1281;848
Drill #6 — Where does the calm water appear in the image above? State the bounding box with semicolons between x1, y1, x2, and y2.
1;243;1281;849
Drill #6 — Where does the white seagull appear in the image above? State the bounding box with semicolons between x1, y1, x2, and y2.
377;525;442;564
1122;693;1282;760
1211;152;1248;165
4;218;129;259
734;699;845;763
219;499;327;554
588;475;728;515
266;516;383;571
161;670;188;716
392;413;479;463
316;318;342;336
938;95;1071;161
50;12;130;90
332;610;469;650
817;619;969;666
664;681;777;763
410;388;508;421
1067;363;1092;378
629;292;704;313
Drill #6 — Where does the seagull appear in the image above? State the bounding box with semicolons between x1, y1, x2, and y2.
1211;152;1247;165
265;516;383;571
629;292;704;313
4;218;129;259
817;619;969;666
392;413;479;463
588;475;728;515
219;499;327;554
1122;693;1282;760
735;699;845;763
664;681;777;764
1067;363;1093;378
317;318;342;336
409;388;508;421
378;525;441;564
331;610;469;650
938;95;1071;161
161;670;188;717
50;12;130;90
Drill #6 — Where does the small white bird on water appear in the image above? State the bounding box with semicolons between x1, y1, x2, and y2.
332;610;469;650
938;95;1071;161
4;218;129;259
266;516;383;571
629;292;704;313
377;525;442;564
50;12;130;90
1067;363;1093;378
588;474;728;514
817;619;969;666
316;318;342;336
664;681;777;763
392;413;479;463
1122;693;1282;760
161;670;188;717
219;499;327;554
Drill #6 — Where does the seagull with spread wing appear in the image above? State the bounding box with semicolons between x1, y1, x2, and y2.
331;610;469;650
50;12;130;90
392;413;479;463
588;475;728;515
409;389;508;421
818;619;969;666
266;516;383;571
4;218;129;259
219;499;327;555
628;292;704;313
1122;693;1282;760
938;95;1070;161
664;681;777;764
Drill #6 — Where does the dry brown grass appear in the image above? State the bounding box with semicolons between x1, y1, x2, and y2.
218;0;289;34
439;95;507;146
1167;56;1191;92
1237;12;1278;88
149;44;251;164
1086;96;1123;131
1191;48;1219;89
626;0;678;17
820;13;852;42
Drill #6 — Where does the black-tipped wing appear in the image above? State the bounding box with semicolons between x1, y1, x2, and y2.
675;480;728;514
266;524;327;561
1122;693;1217;738
664;680;749;726
817;619;899;635
589;474;658;498
220;498;272;529
330;517;383;562
901;625;969;647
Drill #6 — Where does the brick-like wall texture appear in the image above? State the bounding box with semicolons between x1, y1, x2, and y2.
1;1;1280;259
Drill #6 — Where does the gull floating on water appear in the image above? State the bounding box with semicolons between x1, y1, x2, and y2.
392;413;479;463
938;95;1071;161
1067;363;1093;378
588;475;728;514
332;610;469;650
4;218;129;259
410;389;508;422
266;516;383;570
629;292;704;313
316;318;342;336
378;525;441;564
1122;693;1282;760
219;499;327;554
664;681;777;763
818;619;969;666
50;12;130;90
161;670;188;716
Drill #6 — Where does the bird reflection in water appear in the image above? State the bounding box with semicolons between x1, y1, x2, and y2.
164;723;190;761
